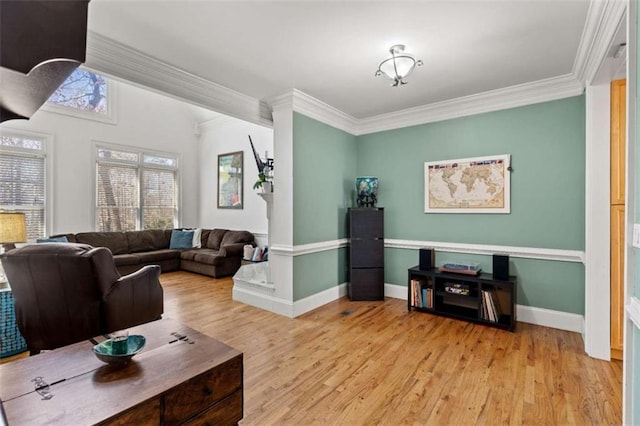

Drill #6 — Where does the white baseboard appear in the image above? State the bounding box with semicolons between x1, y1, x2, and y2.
292;283;348;317
235;281;584;333
232;286;294;318
515;305;584;333
385;283;408;300
384;283;584;333
233;282;349;318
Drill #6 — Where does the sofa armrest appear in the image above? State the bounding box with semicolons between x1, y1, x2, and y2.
218;242;249;257
102;265;163;333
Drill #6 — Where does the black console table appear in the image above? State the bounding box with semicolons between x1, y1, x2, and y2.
408;266;516;331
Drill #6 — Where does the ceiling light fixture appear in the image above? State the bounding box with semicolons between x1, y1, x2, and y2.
375;44;423;87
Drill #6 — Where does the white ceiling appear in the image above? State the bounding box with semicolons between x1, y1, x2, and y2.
88;0;591;119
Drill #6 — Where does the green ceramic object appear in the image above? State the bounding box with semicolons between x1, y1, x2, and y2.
93;335;146;366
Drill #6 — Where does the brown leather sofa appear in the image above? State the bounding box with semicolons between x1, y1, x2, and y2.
51;228;255;278
0;243;164;354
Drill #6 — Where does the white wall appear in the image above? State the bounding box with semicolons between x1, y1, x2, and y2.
0;79;200;234
198;115;273;244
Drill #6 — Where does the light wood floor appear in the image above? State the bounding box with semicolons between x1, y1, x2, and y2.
3;271;623;424
159;272;622;425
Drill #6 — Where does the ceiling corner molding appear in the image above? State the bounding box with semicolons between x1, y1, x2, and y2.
268;92;294;113
85;31;272;127
268;89;359;135
572;0;626;85
356;74;584;135
197;114;237;133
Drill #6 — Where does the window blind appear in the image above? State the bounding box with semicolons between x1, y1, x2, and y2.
96;162;138;232
96;145;178;232
142;169;176;230
0;152;45;240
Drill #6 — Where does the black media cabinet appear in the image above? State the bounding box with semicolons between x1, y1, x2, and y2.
408;266;516;331
348;208;384;300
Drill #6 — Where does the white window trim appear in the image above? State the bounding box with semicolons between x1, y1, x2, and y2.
91;140;181;231
40;67;117;125
0;127;54;240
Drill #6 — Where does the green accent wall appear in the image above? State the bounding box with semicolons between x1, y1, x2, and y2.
293;248;349;300
292;113;357;245
290;97;586;312
292;113;355;300
356;96;585;249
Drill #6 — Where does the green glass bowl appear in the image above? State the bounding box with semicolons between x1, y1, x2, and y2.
93;335;146;366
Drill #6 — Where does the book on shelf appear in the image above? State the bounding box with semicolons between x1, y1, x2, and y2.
410;279;433;309
481;289;502;323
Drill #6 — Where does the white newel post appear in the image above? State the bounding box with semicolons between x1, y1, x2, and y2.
232;191;275;299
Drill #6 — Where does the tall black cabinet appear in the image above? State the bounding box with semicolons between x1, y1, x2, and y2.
348;208;384;300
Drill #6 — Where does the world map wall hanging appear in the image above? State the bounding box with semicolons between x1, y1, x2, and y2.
424;154;511;214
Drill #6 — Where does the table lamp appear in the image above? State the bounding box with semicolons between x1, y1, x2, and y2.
0;212;27;284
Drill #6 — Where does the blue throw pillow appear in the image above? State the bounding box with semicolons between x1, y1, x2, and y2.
36;236;69;243
170;230;194;249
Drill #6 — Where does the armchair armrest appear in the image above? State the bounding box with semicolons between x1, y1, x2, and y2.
218;242;250;257
102;265;163;333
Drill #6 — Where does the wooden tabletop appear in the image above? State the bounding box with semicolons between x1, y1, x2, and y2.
0;318;242;425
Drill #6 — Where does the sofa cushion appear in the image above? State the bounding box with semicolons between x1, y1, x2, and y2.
220;230;254;247
113;253;140;266
193;250;226;266
170;230;194;249
50;233;77;243
180;248;217;262
125;230;169;253
36;236;69;243
206;229;228;250
76;232;129;255
135;249;181;263
200;229;211;248
192;228;202;248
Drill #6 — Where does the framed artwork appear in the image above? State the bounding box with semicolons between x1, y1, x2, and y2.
424;154;511;214
217;151;243;209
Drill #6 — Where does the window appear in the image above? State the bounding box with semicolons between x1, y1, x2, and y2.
96;145;178;232
0;134;47;240
45;68;115;123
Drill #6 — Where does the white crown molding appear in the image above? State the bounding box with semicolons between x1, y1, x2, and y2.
291;89;359;135
356;74;584;135
572;0;627;85
627;297;640;329
268;75;583;136
385;238;584;263
84;4;615;138
84;31;272;127
196;114;238;133
271;238;583;263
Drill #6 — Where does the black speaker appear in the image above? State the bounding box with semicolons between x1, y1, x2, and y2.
493;254;509;280
419;248;435;270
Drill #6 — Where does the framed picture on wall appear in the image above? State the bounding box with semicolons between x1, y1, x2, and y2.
424;154;511;213
217;151;243;209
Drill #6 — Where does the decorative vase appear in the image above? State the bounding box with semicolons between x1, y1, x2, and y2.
355;176;378;207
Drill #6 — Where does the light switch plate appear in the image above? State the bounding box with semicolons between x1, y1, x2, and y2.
633;224;640;248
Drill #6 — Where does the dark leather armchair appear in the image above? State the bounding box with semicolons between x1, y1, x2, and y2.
1;243;163;354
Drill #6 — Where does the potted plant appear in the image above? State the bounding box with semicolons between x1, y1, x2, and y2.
253;172;273;192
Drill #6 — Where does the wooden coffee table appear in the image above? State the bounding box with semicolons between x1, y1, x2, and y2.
0;318;243;425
